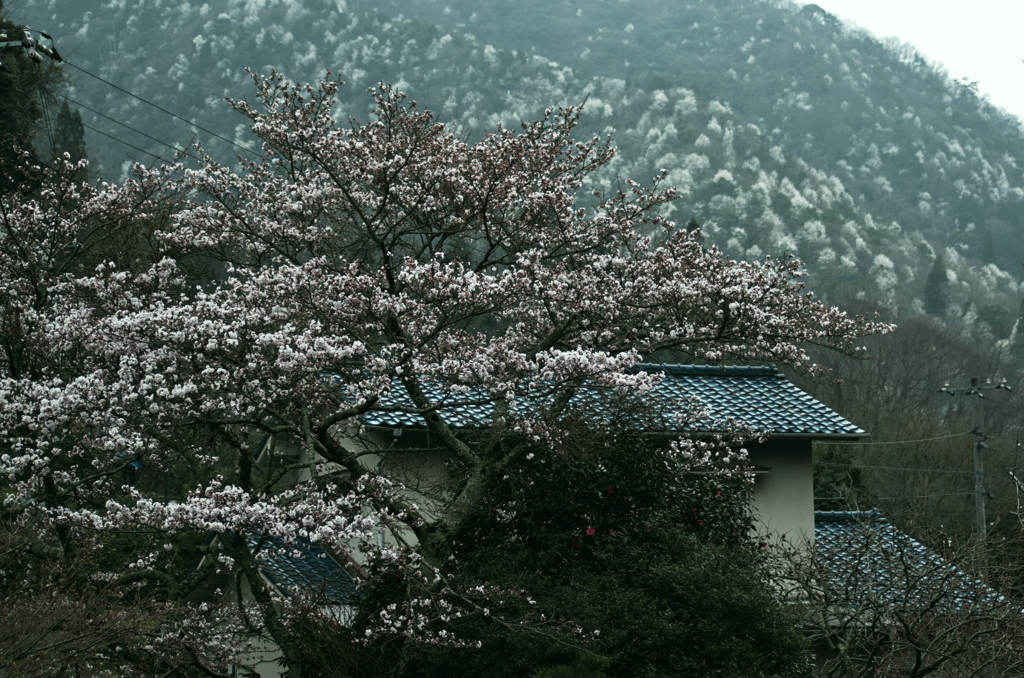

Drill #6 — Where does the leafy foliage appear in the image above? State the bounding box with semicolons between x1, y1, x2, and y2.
0;71;878;674
923;256;949;318
0;1;67;190
17;0;1024;314
399;433;809;678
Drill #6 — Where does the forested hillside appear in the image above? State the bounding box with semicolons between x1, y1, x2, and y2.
16;0;1024;318
8;3;1024;672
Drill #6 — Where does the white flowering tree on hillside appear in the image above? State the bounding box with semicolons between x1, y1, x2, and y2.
0;72;886;676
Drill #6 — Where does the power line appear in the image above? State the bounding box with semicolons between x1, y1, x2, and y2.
62;58;256;159
48;89;199;162
815;460;1008;485
11;29;257;164
5;28;192;165
975;433;1024;451
814;461;974;476
38;97;170;164
815;492;975;501
33;62;56;158
823;432;972;446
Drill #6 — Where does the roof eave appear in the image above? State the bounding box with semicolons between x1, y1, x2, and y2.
766;431;867;441
364;423;867;441
643;429;865;440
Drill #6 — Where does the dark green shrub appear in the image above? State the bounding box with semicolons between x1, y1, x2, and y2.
395;432;810;678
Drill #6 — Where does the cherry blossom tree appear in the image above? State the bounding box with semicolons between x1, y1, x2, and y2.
0;72;886;676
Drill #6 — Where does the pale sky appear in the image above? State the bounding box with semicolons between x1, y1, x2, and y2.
811;0;1024;122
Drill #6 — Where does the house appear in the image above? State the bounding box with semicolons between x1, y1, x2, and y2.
187;532;361;677
230;363;867;676
357;363;866;546
250;364;868;580
226;360;1024;674
803;510;1012;674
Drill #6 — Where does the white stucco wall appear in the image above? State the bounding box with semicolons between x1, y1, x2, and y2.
749;441;815;548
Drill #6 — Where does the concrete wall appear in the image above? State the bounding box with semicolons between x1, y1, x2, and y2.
233;430;821;676
357;430;818;548
267;427;817;550
358;428;451;521
748;439;815;547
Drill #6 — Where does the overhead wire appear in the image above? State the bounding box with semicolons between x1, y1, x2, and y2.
815;492;975;501
36;95;170;164
976;432;1023;449
815;433;1024;506
6;30;176;166
813;460;974;476
62;58;257;160
32;63;56;158
47;88;199;162
821;431;973;446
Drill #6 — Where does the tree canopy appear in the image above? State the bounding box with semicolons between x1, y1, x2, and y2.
0;72;885;676
0;1;81;191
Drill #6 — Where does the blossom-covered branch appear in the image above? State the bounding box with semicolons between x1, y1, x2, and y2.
0;73;887;675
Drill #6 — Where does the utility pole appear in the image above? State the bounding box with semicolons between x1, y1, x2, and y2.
940;377;1010;580
972;427;988;577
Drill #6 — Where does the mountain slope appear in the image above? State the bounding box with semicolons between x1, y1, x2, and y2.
366;0;1024;314
16;0;1024;319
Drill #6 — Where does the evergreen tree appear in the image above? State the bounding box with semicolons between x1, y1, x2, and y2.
923;255;950;317
0;1;44;146
0;0;66;191
53;99;88;181
685;216;705;245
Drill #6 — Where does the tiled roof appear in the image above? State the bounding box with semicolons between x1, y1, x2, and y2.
634;364;863;437
248;535;358;604
814;510;1003;610
362;363;863;439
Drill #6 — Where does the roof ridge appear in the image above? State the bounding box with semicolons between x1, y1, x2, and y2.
363;363;867;438
815;509;884;523
634;363;780;378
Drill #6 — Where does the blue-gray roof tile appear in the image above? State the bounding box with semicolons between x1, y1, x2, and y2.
249;536;358;604
362;363;864;439
814;510;1003;610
